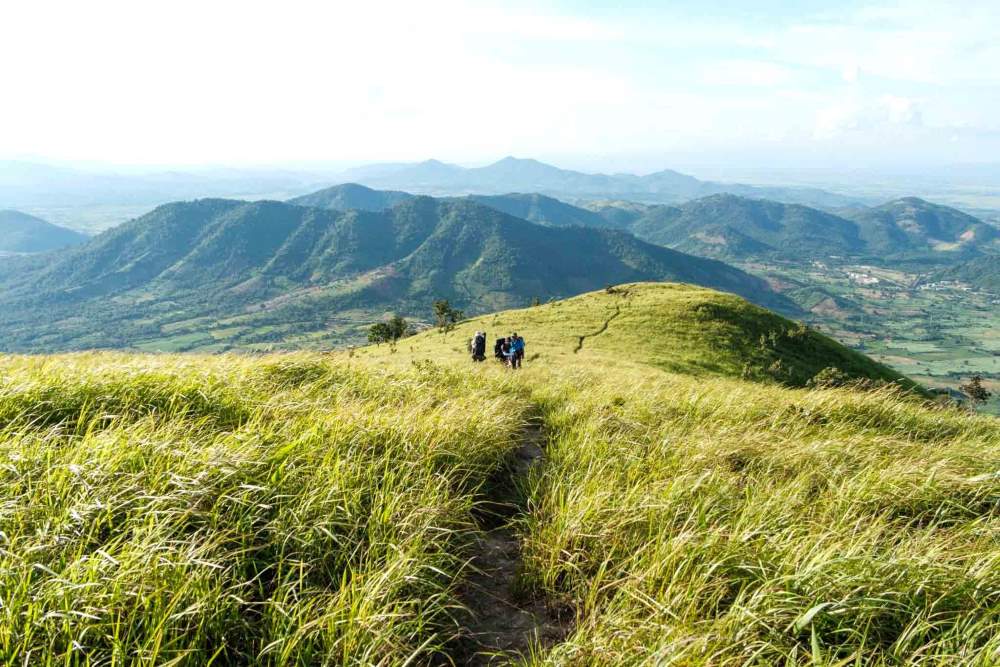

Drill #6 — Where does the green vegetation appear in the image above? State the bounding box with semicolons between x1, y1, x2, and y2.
931;255;1000;293
0;209;88;253
3;283;996;664
288;183;413;211
744;258;1000;414
367;313;412;345
0;197;790;353
0;352;532;663
610;195;998;263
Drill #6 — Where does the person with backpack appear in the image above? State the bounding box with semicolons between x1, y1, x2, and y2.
494;337;505;361
470;331;487;362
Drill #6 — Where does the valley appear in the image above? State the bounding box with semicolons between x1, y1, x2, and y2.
744;259;1000;413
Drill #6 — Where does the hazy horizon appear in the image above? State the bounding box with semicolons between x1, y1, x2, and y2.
4;0;998;171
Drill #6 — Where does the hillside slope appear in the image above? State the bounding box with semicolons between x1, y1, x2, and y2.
844;197;999;258
0;209;88;253
362;282;911;388
4;290;997;664
0;198;791;352
930;255;1000;293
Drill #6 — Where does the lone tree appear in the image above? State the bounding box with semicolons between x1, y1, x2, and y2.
959;375;992;407
432;299;464;332
367;314;411;346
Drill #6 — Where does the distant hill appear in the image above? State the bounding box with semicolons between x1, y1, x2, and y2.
624;194;865;259
464;193;621;228
288;183;414;211
929;256;1000;293
332;156;862;208
616;194;997;263
843;197;999;258
0;197;793;352
0;210;88;253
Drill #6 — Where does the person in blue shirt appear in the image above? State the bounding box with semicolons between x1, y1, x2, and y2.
509;333;525;369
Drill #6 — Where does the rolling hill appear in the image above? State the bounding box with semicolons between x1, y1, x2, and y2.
9;284;999;664
843;197;999;258
613;194;997;263
0;209;88;253
366;282;911;388
0;197;793;352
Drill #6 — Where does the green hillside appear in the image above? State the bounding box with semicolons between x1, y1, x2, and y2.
930;255;1000;293
627;194;865;258
845;197;999;258
2;285;997;665
0;198;790;352
365;282;909;388
465;192;619;228
287;182;414;211
0;209;88;253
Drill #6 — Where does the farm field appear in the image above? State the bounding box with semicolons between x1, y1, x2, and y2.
744;260;1000;414
2;284;998;664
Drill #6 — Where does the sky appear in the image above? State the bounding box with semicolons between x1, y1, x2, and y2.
2;0;999;172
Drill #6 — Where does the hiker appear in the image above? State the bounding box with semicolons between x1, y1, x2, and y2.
470;331;487;362
510;332;525;369
494;337;505;361
500;337;513;366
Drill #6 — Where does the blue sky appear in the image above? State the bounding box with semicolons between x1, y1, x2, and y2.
1;0;997;171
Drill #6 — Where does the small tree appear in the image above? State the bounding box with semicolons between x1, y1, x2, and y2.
432;299;464;332
959;375;992;407
367;322;393;346
367;314;411;346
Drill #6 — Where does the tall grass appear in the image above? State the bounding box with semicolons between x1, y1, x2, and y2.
519;367;1000;665
0;353;530;664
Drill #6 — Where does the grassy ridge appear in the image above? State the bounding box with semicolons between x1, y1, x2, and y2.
1;283;997;664
0;354;530;663
520;368;1000;664
361;283;910;387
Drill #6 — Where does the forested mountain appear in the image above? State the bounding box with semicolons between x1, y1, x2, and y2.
463;193;620;228
842;197;999;257
596;194;997;263
625;194;865;258
0;209;88;253
288;183;414;211
0;197;792;352
333;156;861;207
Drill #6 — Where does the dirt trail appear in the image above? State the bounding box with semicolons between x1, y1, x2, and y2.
450;423;569;665
573;305;622;353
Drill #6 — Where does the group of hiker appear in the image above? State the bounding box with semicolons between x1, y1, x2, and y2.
469;331;526;368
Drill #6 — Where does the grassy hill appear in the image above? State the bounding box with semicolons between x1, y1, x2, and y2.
0;198;791;352
363;283;908;388
0;209;88;253
2;283;997;664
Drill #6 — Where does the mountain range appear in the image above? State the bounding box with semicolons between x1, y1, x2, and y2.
0;210;89;253
291;184;998;264
0;196;791;352
332;156;863;208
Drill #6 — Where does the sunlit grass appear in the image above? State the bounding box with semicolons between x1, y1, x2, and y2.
1;283;997;664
